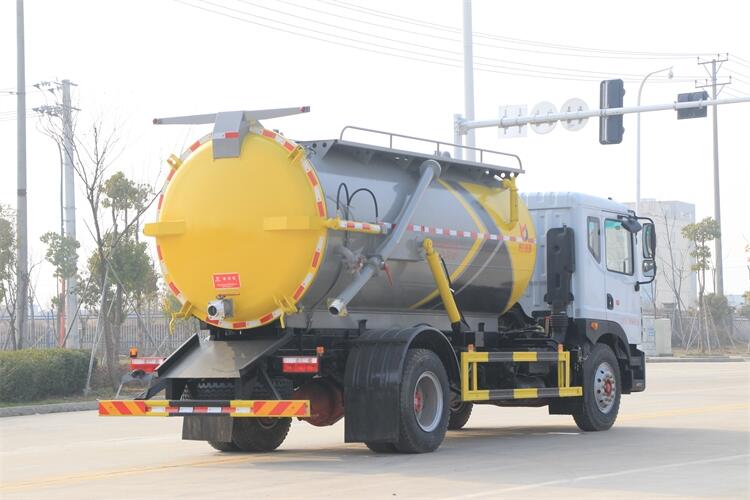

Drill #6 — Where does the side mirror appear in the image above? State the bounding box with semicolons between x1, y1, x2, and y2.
643;223;656;259
642;259;656;278
621;217;642;234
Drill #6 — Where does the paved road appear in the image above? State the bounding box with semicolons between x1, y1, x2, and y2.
1;362;748;499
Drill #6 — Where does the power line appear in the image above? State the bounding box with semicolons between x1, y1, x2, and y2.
730;54;750;67
319;0;713;59
179;0;696;83
238;0;698;80
725;66;750;79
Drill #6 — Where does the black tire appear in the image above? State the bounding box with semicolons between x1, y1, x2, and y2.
394;349;450;453
207;440;239;452
448;401;473;430
365;442;398;453
573;343;621;432
232;417;291;452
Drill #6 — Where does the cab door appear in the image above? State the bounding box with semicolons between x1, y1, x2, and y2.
577;214;608;323
603;217;641;344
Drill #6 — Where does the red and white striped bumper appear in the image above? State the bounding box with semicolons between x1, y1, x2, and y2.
98;400;310;418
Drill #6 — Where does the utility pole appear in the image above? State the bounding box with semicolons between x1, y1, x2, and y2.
34;80;80;348
462;0;476;161
697;54;730;296
61;79;80;348
16;0;28;349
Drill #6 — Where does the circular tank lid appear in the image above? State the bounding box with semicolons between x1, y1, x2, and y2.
146;129;327;329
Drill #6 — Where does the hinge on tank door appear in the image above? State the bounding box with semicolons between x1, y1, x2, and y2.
152;106;311;160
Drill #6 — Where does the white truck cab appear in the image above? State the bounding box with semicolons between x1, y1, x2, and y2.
519;192;653;393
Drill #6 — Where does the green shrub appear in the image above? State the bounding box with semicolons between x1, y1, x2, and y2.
0;349;92;402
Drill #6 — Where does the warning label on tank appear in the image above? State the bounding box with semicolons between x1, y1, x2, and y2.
213;273;241;289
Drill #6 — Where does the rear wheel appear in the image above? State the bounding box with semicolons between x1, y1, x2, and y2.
448;401;473;430
573;343;621;431
365;442;398;453
207;440;239;452
232;417;291;452
394;349;449;453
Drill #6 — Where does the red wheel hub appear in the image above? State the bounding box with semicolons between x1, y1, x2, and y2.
414;389;423;413
603;379;613;396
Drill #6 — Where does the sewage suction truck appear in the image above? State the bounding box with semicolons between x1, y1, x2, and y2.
99;106;653;453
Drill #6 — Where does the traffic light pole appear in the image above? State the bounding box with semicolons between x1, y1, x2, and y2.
456;95;750;134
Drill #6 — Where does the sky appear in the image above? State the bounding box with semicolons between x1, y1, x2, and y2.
1;0;749;308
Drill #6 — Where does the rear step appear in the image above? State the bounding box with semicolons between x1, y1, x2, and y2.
98;399;310;417
460;349;583;402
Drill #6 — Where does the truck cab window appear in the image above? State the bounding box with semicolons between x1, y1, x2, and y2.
604;219;633;275
587;216;601;262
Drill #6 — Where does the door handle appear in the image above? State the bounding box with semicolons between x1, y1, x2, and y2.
606;293;614;310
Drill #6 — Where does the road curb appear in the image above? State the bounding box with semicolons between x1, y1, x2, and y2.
647;356;747;363
0;401;98;418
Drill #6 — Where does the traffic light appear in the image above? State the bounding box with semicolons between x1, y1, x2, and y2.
677;91;709;119
599;79;625;145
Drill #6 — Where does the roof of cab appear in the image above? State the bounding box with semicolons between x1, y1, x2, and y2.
521;192;631;214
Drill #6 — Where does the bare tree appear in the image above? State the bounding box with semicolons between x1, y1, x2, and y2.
0;205;18;349
71;120;161;386
656;205;693;345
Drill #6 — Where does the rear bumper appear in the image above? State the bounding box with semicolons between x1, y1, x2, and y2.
98;399;310;418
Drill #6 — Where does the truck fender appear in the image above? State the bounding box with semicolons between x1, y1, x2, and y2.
343;325;458;444
575;319;635;394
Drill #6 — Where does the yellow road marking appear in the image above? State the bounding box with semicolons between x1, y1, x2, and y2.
3;402;747;492
0;454;263;492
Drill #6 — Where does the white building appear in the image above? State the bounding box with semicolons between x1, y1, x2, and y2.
625;199;697;312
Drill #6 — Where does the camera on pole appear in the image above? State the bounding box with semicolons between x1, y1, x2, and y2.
599;79;625;145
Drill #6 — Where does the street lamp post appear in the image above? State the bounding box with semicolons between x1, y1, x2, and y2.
636;66;673;214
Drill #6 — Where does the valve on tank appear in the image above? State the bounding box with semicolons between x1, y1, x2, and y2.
207;298;234;321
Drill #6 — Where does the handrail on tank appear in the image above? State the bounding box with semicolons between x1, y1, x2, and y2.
339;125;523;172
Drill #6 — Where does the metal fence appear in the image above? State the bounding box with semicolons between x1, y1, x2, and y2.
666;311;749;351
0;313;200;357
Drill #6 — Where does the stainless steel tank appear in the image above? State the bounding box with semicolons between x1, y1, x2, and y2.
145;125;536;331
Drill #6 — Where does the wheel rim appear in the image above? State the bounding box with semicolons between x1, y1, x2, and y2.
593;361;617;414
413;371;443;432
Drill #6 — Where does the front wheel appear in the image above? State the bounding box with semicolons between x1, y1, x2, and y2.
573;343;621;431
394;349;450;453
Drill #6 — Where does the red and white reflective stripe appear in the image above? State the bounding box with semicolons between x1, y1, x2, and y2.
168;281;187;304
302;158;326;218
212;131;240;140
336;220;387;234
206;308;283;330
368;222;536;244
130;357;164;366
179;133;212;163
261;128;296;153
282;356;319;373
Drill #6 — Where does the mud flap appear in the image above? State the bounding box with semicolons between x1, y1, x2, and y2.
344;326;458;444
183;415;233;442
